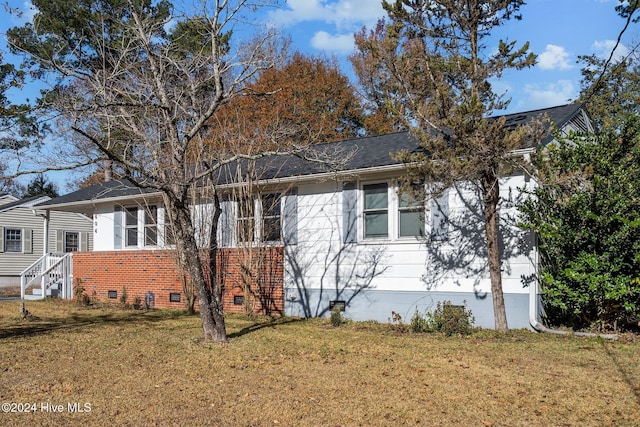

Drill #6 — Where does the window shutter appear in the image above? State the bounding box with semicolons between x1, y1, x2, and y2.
219;199;233;247
342;181;358;243
430;189;449;241
80;232;89;252
23;228;33;254
283;188;298;245
0;226;4;253
56;229;64;253
114;206;123;249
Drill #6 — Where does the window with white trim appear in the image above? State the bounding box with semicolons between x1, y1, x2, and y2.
122;205;161;248
261;193;281;242
363;183;389;239
4;228;21;252
144;206;158;246
124;207;138;247
398;185;425;238
358;181;442;242
65;231;79;252
236;196;255;243
233;193;283;244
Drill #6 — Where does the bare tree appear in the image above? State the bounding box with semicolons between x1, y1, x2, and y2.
8;0;289;342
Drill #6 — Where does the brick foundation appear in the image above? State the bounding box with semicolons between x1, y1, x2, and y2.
72;247;284;314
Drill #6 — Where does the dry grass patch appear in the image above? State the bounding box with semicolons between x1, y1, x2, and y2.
0;299;638;426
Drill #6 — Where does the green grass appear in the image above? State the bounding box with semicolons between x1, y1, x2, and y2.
0;299;639;426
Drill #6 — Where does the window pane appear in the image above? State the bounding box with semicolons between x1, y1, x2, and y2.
399;192;421;208
164;225;175;246
364;212;388;238
399;210;424;237
65;232;79;252
364;183;388;210
263;217;281;241
144;207;157;246
126;228;138;246
262;194;280;217
5;229;21;252
261;194;281;242
145;227;157;246
145;207;157;224
125;208;138;226
237;218;254;243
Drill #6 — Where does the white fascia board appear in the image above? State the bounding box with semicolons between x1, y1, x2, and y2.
39;191;164;212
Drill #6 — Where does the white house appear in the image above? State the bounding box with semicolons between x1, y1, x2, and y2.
35;104;593;329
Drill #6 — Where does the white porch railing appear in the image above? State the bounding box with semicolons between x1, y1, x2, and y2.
20;253;74;300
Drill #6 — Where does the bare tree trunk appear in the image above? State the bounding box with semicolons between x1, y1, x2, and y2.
207;193;227;339
482;173;509;332
169;195;227;342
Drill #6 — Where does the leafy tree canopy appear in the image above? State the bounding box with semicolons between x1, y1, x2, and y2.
206;51;396;155
519;118;640;332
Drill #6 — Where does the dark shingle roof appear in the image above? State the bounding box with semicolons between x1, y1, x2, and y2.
37;103;587;210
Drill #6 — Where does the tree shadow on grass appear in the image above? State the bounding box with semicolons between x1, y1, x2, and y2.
602;342;640;405
227;316;305;339
0;301;195;340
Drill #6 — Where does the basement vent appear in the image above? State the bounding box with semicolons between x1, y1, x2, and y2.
107;290;117;299
169;293;181;303
329;300;346;312
233;295;244;305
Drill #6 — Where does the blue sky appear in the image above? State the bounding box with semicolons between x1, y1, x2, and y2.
0;0;635;191
268;0;633;113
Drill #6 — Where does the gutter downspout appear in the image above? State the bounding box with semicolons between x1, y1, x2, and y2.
33;209;51;255
529;236;618;340
33;209;51;299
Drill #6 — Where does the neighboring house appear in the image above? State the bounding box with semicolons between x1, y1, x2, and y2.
0;195;93;287
35;104;593;329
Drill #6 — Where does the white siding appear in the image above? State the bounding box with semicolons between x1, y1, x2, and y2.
285;174;537;297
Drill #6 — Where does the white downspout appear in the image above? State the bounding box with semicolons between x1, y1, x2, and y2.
33;209;50;298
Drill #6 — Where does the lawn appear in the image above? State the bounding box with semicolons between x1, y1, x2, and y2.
0;299;638;426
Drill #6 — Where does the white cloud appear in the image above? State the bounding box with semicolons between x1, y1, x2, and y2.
521;80;575;110
537;44;573;71
269;0;384;29
593;39;629;61
23;1;37;22
310;31;354;54
266;1;385;56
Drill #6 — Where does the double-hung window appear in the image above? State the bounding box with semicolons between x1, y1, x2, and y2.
234;193;282;244
123;205;160;247
144;206;158;246
363;183;389;239
4;228;22;252
125;207;138;247
261;194;281;242
398;185;425;238
65;231;79;252
359;181;439;241
236;197;255;243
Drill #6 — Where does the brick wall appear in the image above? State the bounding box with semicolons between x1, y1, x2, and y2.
72;247;284;314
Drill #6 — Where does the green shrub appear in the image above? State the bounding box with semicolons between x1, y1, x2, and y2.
330;305;344;327
426;301;475;336
410;309;429;333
